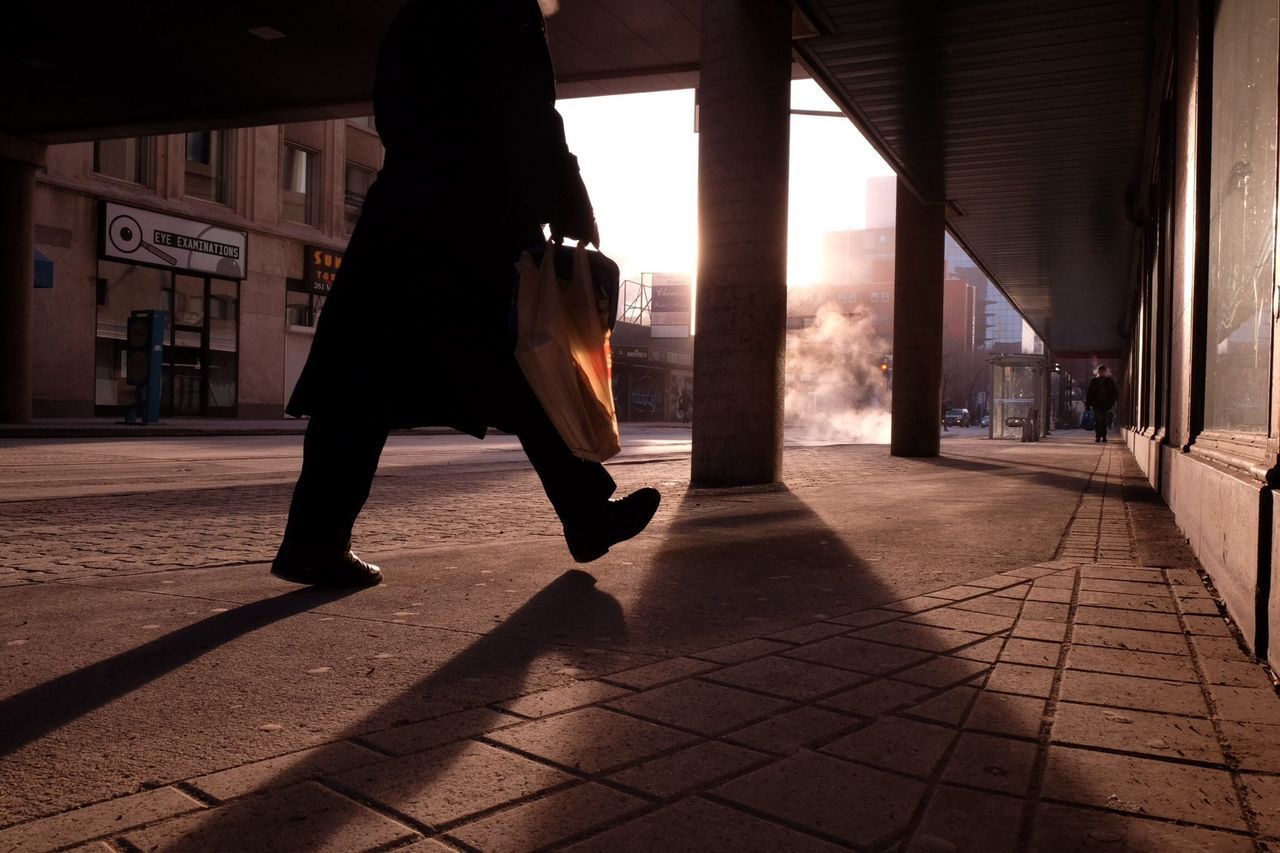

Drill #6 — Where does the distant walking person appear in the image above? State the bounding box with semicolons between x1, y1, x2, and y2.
272;0;659;587
1085;365;1119;444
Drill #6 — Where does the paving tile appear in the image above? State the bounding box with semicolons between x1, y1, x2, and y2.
498;680;634;719
906;608;1016;635
704;654;868;700
1177;596;1223;616
1072;625;1190;656
880;595;951;614
1080;566;1164;582
1242;773;1280;839
999;638;1062;668
966;574;1028;591
0;787;203;853
605;679;791;736
1051;702;1225;763
487;706;696;774
951;594;1024;617
602;657;719;690
1200;656;1276;689
1032;574;1077;590
1182;614;1235;637
783;636;930;675
725;707;861;755
1073;606;1183;633
1077;590;1176;613
446;782;646;853
691;638;791;665
189;740;384;801
1207;685;1280;725
941;732;1038;795
850;621;987;653
562;797;847;853
1019;601;1071;622
1041;746;1246;830
123;783;414;853
359;707;524;756
333;740;572;827
903;685;979;726
1220;721;1280;772
1031;802;1255;852
818;678;933;717
609;741;767;799
1066;645;1198;682
1078;578;1171;597
908;785;1023;853
713;751;926;849
965;692;1046;738
985;663;1056;698
951;636;1006;662
822;716;957;778
892;655;990;689
993;584;1032;600
1058;669;1208;716
1003;567;1060;579
1190;635;1255;662
1026;586;1073;603
828;608;903;628
767;622;854;644
928;585;991;601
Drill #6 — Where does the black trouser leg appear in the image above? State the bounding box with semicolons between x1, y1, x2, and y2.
282;416;391;553
506;372;616;525
1094;410;1108;442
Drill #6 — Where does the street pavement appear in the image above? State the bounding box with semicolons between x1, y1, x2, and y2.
1;429;1277;851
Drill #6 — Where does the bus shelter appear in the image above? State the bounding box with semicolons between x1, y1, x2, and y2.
989;354;1049;440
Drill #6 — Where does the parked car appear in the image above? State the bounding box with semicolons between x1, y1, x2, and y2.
943;408;971;427
980;414;991;428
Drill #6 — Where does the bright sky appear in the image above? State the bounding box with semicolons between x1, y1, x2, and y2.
556;79;897;289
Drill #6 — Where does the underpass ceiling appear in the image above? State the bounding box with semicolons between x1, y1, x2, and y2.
5;0;1155;355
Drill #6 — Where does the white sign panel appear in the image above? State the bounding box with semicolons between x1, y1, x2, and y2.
648;273;691;338
100;202;248;279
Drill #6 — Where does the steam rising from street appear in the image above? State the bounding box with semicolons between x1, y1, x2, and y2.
784;303;892;444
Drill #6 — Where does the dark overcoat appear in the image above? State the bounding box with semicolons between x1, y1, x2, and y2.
287;0;592;436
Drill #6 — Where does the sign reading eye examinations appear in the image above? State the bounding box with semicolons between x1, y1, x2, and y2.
99;201;248;280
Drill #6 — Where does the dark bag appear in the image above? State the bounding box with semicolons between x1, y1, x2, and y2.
1081;410;1095;430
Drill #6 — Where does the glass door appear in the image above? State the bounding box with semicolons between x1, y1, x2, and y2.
167;275;207;416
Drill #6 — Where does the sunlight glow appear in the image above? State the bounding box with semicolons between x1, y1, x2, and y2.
557;79;895;292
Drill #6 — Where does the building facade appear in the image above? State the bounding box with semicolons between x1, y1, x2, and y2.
31;118;382;418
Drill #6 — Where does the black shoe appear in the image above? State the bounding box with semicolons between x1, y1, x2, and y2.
271;540;383;588
564;488;661;563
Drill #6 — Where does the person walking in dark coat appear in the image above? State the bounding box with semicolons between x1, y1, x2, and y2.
272;0;659;587
1085;365;1119;443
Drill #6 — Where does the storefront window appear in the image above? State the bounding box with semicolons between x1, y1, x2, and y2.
282;144;319;225
208;279;239;413
94;137;151;186
186;131;230;204
95;262;170;408
285;278;325;328
1203;0;1278;434
344;163;375;234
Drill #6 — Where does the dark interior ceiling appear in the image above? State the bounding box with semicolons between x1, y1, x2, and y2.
4;0;1155;356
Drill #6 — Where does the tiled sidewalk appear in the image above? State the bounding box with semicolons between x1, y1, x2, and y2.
4;444;1279;852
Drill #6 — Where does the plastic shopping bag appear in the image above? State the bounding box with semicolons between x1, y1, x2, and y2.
514;242;621;462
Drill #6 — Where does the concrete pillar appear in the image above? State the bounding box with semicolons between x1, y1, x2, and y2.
0;148;40;423
691;0;792;487
890;177;946;457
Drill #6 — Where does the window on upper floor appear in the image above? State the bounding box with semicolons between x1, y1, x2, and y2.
94;137;152;186
185;131;230;204
282;144;320;226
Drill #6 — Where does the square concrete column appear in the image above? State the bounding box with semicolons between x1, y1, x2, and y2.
890;178;946;457
0;146;41;424
691;0;792;487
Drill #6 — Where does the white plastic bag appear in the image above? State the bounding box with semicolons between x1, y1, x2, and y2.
514;242;621;462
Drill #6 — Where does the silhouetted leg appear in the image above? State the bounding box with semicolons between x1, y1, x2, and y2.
502;370;616;525
282;415;391;553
